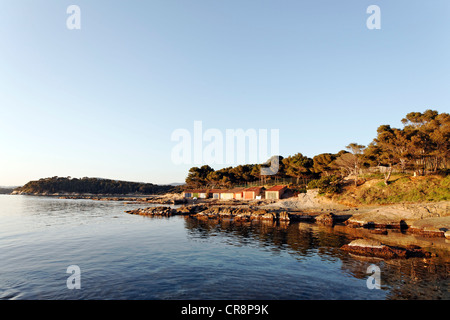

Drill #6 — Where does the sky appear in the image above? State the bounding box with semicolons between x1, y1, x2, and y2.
0;0;449;186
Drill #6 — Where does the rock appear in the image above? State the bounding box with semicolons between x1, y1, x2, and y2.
407;217;450;237
261;212;276;221
177;206;194;214
315;212;336;226
125;206;175;216
193;212;211;220
345;201;450;232
345;208;410;229
287;213;316;222
183;205;282;222
252;209;269;216
445;231;450;239
341;239;432;259
346;239;386;249
234;213;252;222
190;205;208;214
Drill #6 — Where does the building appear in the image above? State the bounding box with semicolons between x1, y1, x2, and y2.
231;188;245;200
182;190;192;198
210;189;225;199
219;189;235;200
182;189;209;199
265;185;287;200
243;186;264;200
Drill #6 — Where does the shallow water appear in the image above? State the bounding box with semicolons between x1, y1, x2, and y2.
0;195;448;300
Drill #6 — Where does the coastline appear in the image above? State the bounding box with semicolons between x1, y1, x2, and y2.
11;190;449;238
119;189;449;235
122;190;450;258
9;190;449;257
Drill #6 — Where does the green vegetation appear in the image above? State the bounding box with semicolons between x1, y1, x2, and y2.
14;177;175;195
335;175;450;205
307;175;342;195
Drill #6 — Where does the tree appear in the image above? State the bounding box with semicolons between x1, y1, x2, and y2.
428;112;450;172
206;171;223;188
185;165;214;187
282;153;313;185
312;153;337;176
401;109;449;174
371;125;411;184
333;143;365;187
363;143;383;167
250;164;262;181
332;153;357;177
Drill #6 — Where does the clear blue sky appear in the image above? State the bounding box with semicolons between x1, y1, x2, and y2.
0;0;449;186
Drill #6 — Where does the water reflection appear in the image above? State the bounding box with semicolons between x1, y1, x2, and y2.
183;218;450;300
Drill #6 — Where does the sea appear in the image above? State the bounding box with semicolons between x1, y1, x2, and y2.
0;195;448;300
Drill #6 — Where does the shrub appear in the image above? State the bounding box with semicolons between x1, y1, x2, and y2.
308;175;342;194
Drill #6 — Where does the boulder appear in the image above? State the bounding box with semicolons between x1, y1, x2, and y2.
315;212;336;226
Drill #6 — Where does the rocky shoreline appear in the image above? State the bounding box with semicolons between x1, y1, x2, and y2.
125;204;355;224
12;190;449;259
124;194;450;260
123;194;449;237
343;202;450;238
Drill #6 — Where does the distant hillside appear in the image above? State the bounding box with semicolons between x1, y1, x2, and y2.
13;177;175;195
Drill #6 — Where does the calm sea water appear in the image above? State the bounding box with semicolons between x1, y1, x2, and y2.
0;195;448;300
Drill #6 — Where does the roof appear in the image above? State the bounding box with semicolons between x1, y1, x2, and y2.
265;185;286;192
215;189;233;194
209;189;227;193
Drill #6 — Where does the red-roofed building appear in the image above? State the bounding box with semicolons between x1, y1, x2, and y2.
243;186;264;200
231;188;245;200
265;185;287;200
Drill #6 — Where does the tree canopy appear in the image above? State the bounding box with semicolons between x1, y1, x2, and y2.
184;110;449;188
